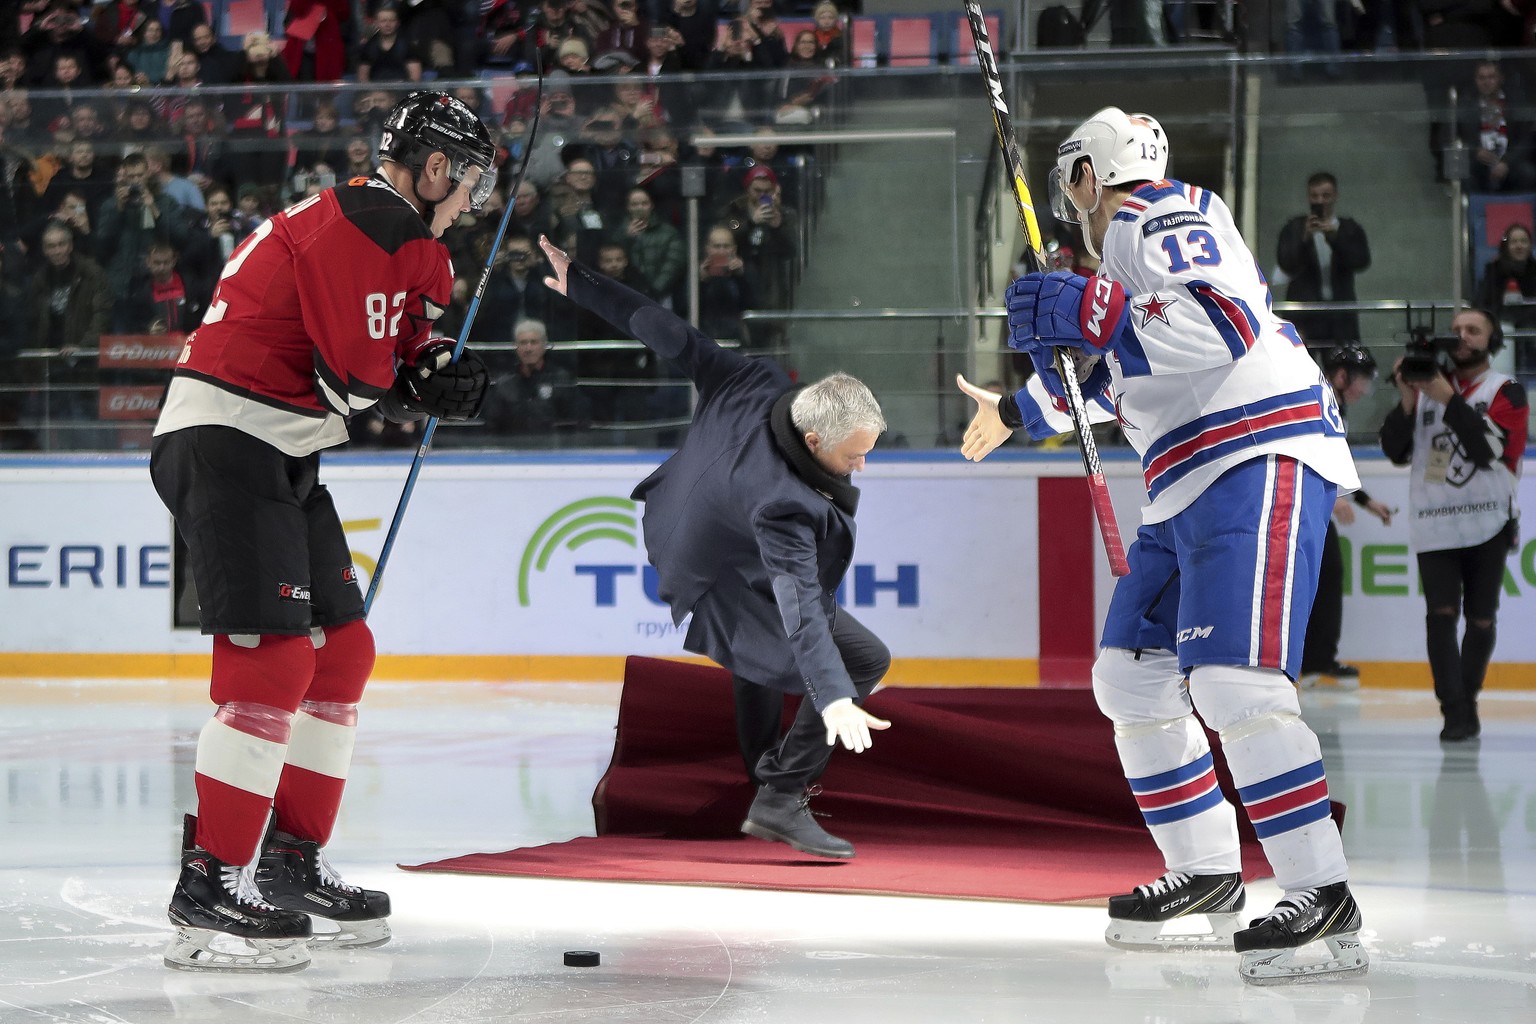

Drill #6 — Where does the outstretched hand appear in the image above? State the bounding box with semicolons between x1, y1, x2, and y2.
822;697;891;752
956;373;1013;462
540;234;571;295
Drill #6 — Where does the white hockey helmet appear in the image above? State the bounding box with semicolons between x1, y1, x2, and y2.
1056;106;1168;188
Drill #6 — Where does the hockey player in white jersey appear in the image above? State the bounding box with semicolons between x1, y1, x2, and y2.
957;108;1368;985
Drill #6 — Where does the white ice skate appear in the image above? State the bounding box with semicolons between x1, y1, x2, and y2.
1104;871;1246;951
1235;882;1369;985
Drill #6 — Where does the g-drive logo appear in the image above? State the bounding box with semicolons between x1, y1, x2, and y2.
517;497;919;609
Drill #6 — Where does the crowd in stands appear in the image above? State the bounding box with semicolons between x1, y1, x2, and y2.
0;0;852;449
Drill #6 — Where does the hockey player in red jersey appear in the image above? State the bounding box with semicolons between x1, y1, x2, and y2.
150;91;496;972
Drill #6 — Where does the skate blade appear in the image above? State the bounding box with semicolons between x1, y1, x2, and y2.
164;927;312;973
1105;913;1240;951
308;917;391;948
1239;933;1369;986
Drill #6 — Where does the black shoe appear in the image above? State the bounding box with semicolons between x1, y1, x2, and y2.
255;830;392;947
1105;870;1245;949
741;785;855;859
1235;882;1368;984
1439;703;1480;742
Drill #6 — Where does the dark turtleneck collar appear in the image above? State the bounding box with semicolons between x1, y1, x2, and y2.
770;388;860;516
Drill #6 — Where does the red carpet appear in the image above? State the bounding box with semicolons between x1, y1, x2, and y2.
405;658;1307;903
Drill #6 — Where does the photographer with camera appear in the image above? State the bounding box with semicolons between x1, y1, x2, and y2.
1275;171;1371;346
1380;308;1528;742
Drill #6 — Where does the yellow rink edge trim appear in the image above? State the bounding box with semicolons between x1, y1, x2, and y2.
2;653;1536;689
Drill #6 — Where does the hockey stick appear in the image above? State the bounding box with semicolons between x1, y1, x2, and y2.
961;0;1129;577
364;74;545;614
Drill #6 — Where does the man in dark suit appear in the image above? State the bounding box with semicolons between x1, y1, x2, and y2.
540;233;891;861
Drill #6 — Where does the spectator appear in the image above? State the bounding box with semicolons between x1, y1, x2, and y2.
353;87;399;155
282;0;351;84
173;98;230;195
551;154;610;264
143;145;204;214
341;134;379;179
580;111;638;215
164;0;210;48
1476;223;1536;362
0;115;35;244
187;23;238;86
479;232;562;352
115;96;170;150
633;124;684;223
22;4;105;87
619;185;684;305
534;0;590;70
591;0;649;65
196;185;242;264
779;30;834;124
357;4;423;84
1283;0;1341;75
117;240;209;334
91;0;151;52
509;179;556;244
1380;307;1528;742
95;150;192;318
722;164;798;314
161;51;208;127
26;220;111;444
605;75;660;131
228;31;291;186
698;222;754;342
482;317;588;436
1275;171;1371;345
126;17;178;86
34;51;88;128
556;35;593;74
583;240;660;422
291;102;348;172
1456;60;1536;194
811;0;845;65
474;0;530;70
37;139;114;228
703;19;771;122
67;101;109;146
741;0;788;69
396;0;461;76
523;71;584;188
663;0;717;71
1300;345;1393;689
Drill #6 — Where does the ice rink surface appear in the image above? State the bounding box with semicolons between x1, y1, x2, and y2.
1;677;1533;1024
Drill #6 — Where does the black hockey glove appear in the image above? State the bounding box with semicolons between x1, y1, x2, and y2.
379;342;490;422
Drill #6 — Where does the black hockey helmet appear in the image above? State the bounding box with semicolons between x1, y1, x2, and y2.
1323;344;1377;379
379;91;498;211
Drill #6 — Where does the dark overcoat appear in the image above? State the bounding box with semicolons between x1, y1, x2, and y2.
567;261;859;711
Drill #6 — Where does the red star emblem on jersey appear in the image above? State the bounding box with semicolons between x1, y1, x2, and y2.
1134;294;1176;328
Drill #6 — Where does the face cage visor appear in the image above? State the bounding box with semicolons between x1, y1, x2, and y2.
1047;165;1079;225
451;154;498;211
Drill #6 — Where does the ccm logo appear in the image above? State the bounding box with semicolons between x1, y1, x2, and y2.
1176;625;1214;642
1084;278;1118;340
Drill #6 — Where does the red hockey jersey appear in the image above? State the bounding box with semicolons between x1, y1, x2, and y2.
154;173;454;457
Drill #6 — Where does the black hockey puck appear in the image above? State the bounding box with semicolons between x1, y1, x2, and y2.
563;950;600;967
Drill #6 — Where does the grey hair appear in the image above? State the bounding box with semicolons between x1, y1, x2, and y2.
513;318;548;342
790;372;885;447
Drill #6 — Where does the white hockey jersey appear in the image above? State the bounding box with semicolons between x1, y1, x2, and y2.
1017;179;1360;523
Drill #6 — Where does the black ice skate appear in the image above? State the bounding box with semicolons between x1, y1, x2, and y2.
255;830;392;947
1104;871;1246;951
165;830;313;973
1235;881;1368;985
741;785;855;859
